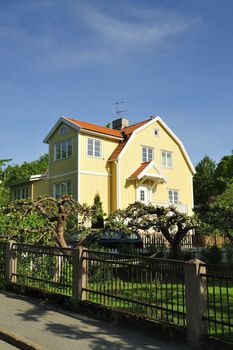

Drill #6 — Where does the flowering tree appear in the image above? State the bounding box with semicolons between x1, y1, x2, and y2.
106;202;200;258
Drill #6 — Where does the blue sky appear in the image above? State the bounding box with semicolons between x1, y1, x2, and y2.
0;0;233;167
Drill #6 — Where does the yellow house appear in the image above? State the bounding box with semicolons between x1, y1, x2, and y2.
11;115;195;215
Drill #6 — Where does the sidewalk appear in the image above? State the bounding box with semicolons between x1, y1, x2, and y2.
0;291;190;350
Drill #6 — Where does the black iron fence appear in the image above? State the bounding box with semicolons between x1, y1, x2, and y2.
201;264;233;342
1;241;233;346
11;243;73;296
82;250;186;327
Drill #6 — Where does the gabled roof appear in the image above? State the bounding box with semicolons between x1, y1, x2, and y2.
128;161;167;184
43;116;123;143
108;118;151;161
128;162;151;179
65;117;122;138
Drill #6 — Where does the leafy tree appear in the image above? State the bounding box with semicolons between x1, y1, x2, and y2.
1;195;94;248
0;159;12;205
106;202;200;259
196;183;233;242
214;154;233;195
92;193;104;228
193;156;216;205
3;154;48;187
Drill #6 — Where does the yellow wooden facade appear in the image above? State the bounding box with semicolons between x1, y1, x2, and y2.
11;116;195;215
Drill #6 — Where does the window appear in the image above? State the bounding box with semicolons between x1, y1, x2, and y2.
140;190;145;202
162;150;172;168
142;146;153;163
54;139;72;160
14;187;29;200
168;190;179;204
154;129;160;137
59;126;68;136
54;181;72;199
87;138;102;157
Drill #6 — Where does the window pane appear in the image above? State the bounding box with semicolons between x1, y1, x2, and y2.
25;187;29;198
95;149;100;157
55;144;61;160
61;141;66;158
140;190;145;201
67;181;72;195
61;183;66;195
67;139;72;157
55;184;60;199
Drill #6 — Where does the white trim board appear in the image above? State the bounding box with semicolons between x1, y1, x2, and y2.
80;170;111;177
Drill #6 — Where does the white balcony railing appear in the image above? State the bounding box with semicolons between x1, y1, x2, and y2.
151;202;189;214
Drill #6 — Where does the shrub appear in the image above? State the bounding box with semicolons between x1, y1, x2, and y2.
200;245;223;264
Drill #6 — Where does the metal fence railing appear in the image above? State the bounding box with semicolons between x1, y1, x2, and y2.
11;243;73;296
0;241;7;286
201;264;233;342
83;250;186;327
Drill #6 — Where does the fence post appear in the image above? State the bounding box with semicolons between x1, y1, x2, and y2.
5;240;17;284
185;259;207;347
72;246;88;307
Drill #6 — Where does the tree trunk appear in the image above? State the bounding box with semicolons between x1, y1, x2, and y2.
56;217;67;248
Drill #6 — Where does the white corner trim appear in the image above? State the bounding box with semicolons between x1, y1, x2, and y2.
77;132;80;202
80;170;111;177
116;159;121;209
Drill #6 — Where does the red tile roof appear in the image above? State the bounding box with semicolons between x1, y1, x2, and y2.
128;162;151;179
108;118;152;161
65;117;123;138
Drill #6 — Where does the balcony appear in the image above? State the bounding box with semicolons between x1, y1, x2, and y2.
151;202;189;214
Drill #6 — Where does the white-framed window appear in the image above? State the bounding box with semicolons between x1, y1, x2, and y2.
87;138;102;158
162;150;173;168
168;189;179;204
154;129;160;137
54;139;72;160
137;186;150;203
54;181;72;199
59;126;68;136
14;187;29;200
142;146;154;163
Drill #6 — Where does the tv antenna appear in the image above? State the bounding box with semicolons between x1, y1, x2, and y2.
113;100;127;117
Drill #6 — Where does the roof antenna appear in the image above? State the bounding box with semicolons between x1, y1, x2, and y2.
112;100;127;118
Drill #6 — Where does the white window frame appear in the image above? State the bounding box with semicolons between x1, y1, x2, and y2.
168;189;179;204
87;138;102;158
53;181;72;199
154;128;160;137
161;150;173;168
54;139;72;161
142;146;154;163
14;186;29;200
136;186;150;204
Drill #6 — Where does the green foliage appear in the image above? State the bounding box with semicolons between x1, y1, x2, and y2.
92;193;104;228
0;196;94;247
224;244;233;263
196;183;233;242
4;154;48;187
193;156;216;205
200;245;223;264
214;154;233;194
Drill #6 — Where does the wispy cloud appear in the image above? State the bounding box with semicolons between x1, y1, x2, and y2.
0;1;199;69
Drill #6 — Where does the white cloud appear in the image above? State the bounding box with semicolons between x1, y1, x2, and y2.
0;1;199;69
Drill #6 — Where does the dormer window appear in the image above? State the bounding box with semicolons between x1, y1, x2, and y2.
59;126;68;136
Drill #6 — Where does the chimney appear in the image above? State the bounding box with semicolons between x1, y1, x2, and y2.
112;118;129;130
